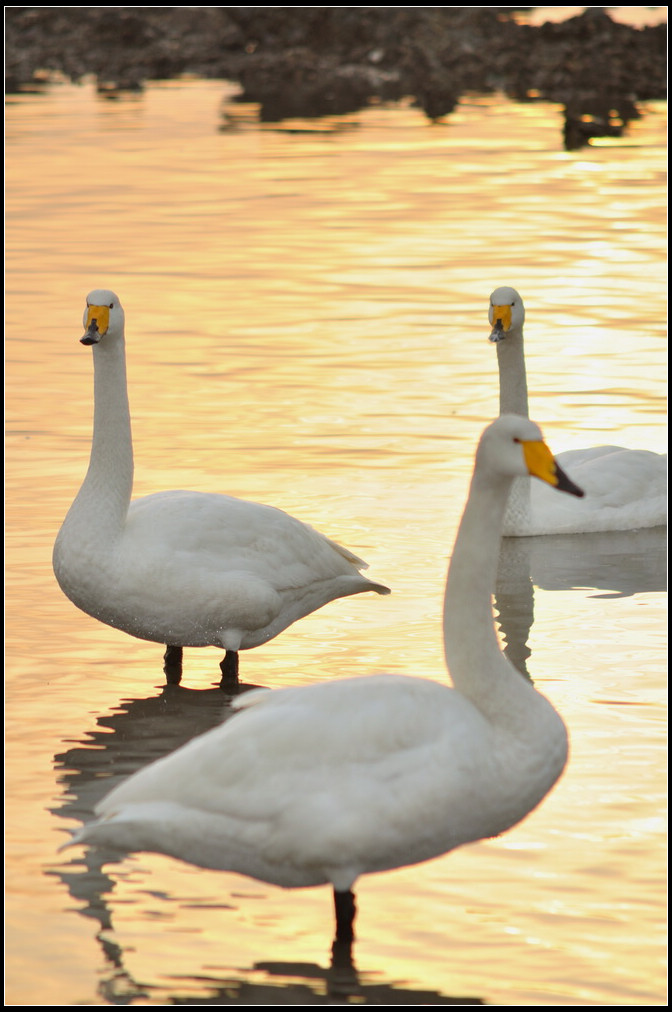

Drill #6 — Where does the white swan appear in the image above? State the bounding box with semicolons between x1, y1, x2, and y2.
64;415;583;952
52;290;390;687
488;286;667;536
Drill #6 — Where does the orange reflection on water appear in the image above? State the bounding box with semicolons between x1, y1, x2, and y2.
5;77;667;1006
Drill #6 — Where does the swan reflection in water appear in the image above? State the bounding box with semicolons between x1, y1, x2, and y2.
495;525;667;678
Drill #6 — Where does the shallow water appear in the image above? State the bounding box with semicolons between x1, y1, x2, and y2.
5;72;666;1006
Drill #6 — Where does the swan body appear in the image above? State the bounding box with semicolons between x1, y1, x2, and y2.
52;290;390;684
488;286;667;536
65;415;583;947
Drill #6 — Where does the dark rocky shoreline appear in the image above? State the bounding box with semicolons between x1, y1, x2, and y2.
5;7;667;149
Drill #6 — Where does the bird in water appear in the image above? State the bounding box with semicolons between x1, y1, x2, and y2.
488;286;666;536
52;290;390;688
63;414;583;957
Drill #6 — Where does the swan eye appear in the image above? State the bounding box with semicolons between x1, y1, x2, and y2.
108;302;114;308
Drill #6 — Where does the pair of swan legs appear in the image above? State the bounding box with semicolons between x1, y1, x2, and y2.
163;645;239;688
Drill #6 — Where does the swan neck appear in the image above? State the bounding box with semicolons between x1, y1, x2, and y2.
496;326;529;417
443;467;514;699
77;335;133;526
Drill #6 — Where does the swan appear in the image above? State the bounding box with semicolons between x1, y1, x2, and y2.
488;286;667;536
63;414;583;953
52;290;390;687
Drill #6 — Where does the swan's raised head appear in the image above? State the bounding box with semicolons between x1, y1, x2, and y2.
81;290;124;345
488;286;524;343
478;415;584;498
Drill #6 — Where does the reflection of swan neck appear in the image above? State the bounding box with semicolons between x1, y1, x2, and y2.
496;327;529;417
76;337;133;534
495;537;535;678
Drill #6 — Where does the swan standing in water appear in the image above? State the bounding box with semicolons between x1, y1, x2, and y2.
488;286;666;536
52;290;390;687
64;415;583;953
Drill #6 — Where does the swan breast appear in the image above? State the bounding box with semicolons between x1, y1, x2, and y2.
55;488;384;648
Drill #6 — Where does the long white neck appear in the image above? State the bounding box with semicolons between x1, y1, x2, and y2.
496;325;529;417
66;335;134;538
443;466;534;721
496;325;532;529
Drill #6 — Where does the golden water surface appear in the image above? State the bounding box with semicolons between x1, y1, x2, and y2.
5;71;666;1006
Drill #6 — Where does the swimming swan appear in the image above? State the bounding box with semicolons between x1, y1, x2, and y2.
63;415;583;953
52;290;390;687
488;286;666;536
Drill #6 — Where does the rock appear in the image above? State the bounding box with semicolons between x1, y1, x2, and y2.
5;7;666;149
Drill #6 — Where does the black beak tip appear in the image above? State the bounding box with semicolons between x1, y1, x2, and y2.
556;464;585;498
80;320;101;345
489;320;505;343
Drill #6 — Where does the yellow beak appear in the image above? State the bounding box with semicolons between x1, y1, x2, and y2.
85;304;110;336
491;303;512;331
521;440;584;498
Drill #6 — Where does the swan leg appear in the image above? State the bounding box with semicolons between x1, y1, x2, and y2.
163;645;183;685
333;888;356;946
219;650;239;687
329;910;358;987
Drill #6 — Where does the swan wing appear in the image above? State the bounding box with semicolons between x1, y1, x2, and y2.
525;446;667;534
69;675;503;885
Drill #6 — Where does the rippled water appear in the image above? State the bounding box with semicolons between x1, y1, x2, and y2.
5;73;666;1006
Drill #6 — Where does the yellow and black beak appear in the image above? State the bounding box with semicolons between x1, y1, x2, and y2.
520;440;584;498
489;303;511;343
81;304;111;345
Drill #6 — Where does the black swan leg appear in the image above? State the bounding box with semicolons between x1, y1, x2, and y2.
163;645;183;684
219;649;239;688
333;887;356;951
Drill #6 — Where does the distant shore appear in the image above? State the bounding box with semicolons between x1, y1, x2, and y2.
5;8;667;149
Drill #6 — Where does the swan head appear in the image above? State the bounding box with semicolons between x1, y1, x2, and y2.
488;286;524;343
478;415;584;498
81;289;125;345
